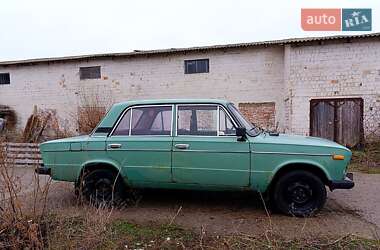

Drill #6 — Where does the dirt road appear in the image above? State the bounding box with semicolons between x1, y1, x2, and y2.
329;173;380;232
13;167;380;239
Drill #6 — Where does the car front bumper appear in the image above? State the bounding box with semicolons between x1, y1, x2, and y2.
329;172;354;190
35;164;51;176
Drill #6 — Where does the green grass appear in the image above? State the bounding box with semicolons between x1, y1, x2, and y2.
107;220;196;249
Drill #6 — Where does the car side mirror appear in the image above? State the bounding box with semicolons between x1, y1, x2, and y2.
236;127;247;141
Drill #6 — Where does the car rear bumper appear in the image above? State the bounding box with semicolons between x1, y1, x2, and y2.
329;172;354;190
35;164;51;176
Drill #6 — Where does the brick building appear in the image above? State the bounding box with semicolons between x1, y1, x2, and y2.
0;33;379;147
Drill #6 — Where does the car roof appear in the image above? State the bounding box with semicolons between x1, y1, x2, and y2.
113;99;230;108
94;99;232;133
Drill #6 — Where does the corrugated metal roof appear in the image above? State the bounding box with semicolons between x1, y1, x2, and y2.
1;32;379;66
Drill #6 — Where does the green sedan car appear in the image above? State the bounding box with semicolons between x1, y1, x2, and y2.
37;99;354;216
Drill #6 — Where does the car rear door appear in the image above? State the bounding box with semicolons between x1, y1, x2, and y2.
172;104;250;187
106;105;174;184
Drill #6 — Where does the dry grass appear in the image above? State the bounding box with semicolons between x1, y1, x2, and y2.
77;106;106;134
45;205;114;249
351;116;380;172
350;139;380;173
74;88;114;134
43;216;380;250
0;137;51;249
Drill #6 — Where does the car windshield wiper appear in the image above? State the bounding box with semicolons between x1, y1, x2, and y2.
249;124;264;136
251;124;280;136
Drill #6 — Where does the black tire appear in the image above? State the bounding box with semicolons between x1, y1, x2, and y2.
81;169;126;206
272;170;326;217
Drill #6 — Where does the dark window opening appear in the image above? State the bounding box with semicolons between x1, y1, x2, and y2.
184;59;209;74
0;73;10;85
79;66;101;80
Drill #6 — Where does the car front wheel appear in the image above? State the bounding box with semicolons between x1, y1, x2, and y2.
272;170;326;217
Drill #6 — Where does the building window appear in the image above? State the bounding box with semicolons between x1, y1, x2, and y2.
184;59;209;74
79;66;101;80
0;73;10;85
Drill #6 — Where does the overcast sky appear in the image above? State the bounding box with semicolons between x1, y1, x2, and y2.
0;0;378;61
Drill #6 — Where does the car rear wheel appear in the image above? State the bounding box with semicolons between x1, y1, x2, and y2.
272;170;326;217
81;169;126;206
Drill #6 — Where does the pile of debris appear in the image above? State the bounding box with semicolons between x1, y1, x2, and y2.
22;106;66;143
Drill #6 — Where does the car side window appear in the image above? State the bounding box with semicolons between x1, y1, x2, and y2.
177;105;217;136
219;108;236;136
113;106;173;136
132;106;173;135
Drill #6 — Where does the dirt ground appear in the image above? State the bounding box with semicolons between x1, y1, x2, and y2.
13;167;380;239
329;173;380;232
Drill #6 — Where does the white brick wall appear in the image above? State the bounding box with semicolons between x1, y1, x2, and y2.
0;47;285;131
286;39;380;137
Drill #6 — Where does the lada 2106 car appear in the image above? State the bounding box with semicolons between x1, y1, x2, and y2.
37;99;354;216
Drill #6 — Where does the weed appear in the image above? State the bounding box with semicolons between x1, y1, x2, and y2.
350;139;380;173
73;87;114;134
0;137;51;249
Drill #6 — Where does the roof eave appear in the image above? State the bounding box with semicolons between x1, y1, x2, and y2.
0;32;379;67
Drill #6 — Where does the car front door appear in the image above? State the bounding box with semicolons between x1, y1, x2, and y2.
106;105;174;185
172;104;250;187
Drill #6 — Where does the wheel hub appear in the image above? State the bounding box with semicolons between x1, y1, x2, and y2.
95;178;113;199
287;182;312;204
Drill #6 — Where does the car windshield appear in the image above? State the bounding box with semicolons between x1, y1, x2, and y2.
228;103;262;136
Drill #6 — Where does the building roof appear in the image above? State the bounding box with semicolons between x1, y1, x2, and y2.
1;32;380;66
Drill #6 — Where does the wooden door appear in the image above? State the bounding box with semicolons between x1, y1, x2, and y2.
310;98;363;148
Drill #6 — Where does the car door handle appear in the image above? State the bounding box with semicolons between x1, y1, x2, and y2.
174;144;189;150
108;143;122;149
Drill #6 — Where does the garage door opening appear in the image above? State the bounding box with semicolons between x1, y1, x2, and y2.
310;98;363;148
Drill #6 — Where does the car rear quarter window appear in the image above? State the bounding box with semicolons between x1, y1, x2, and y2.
112;105;173;136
